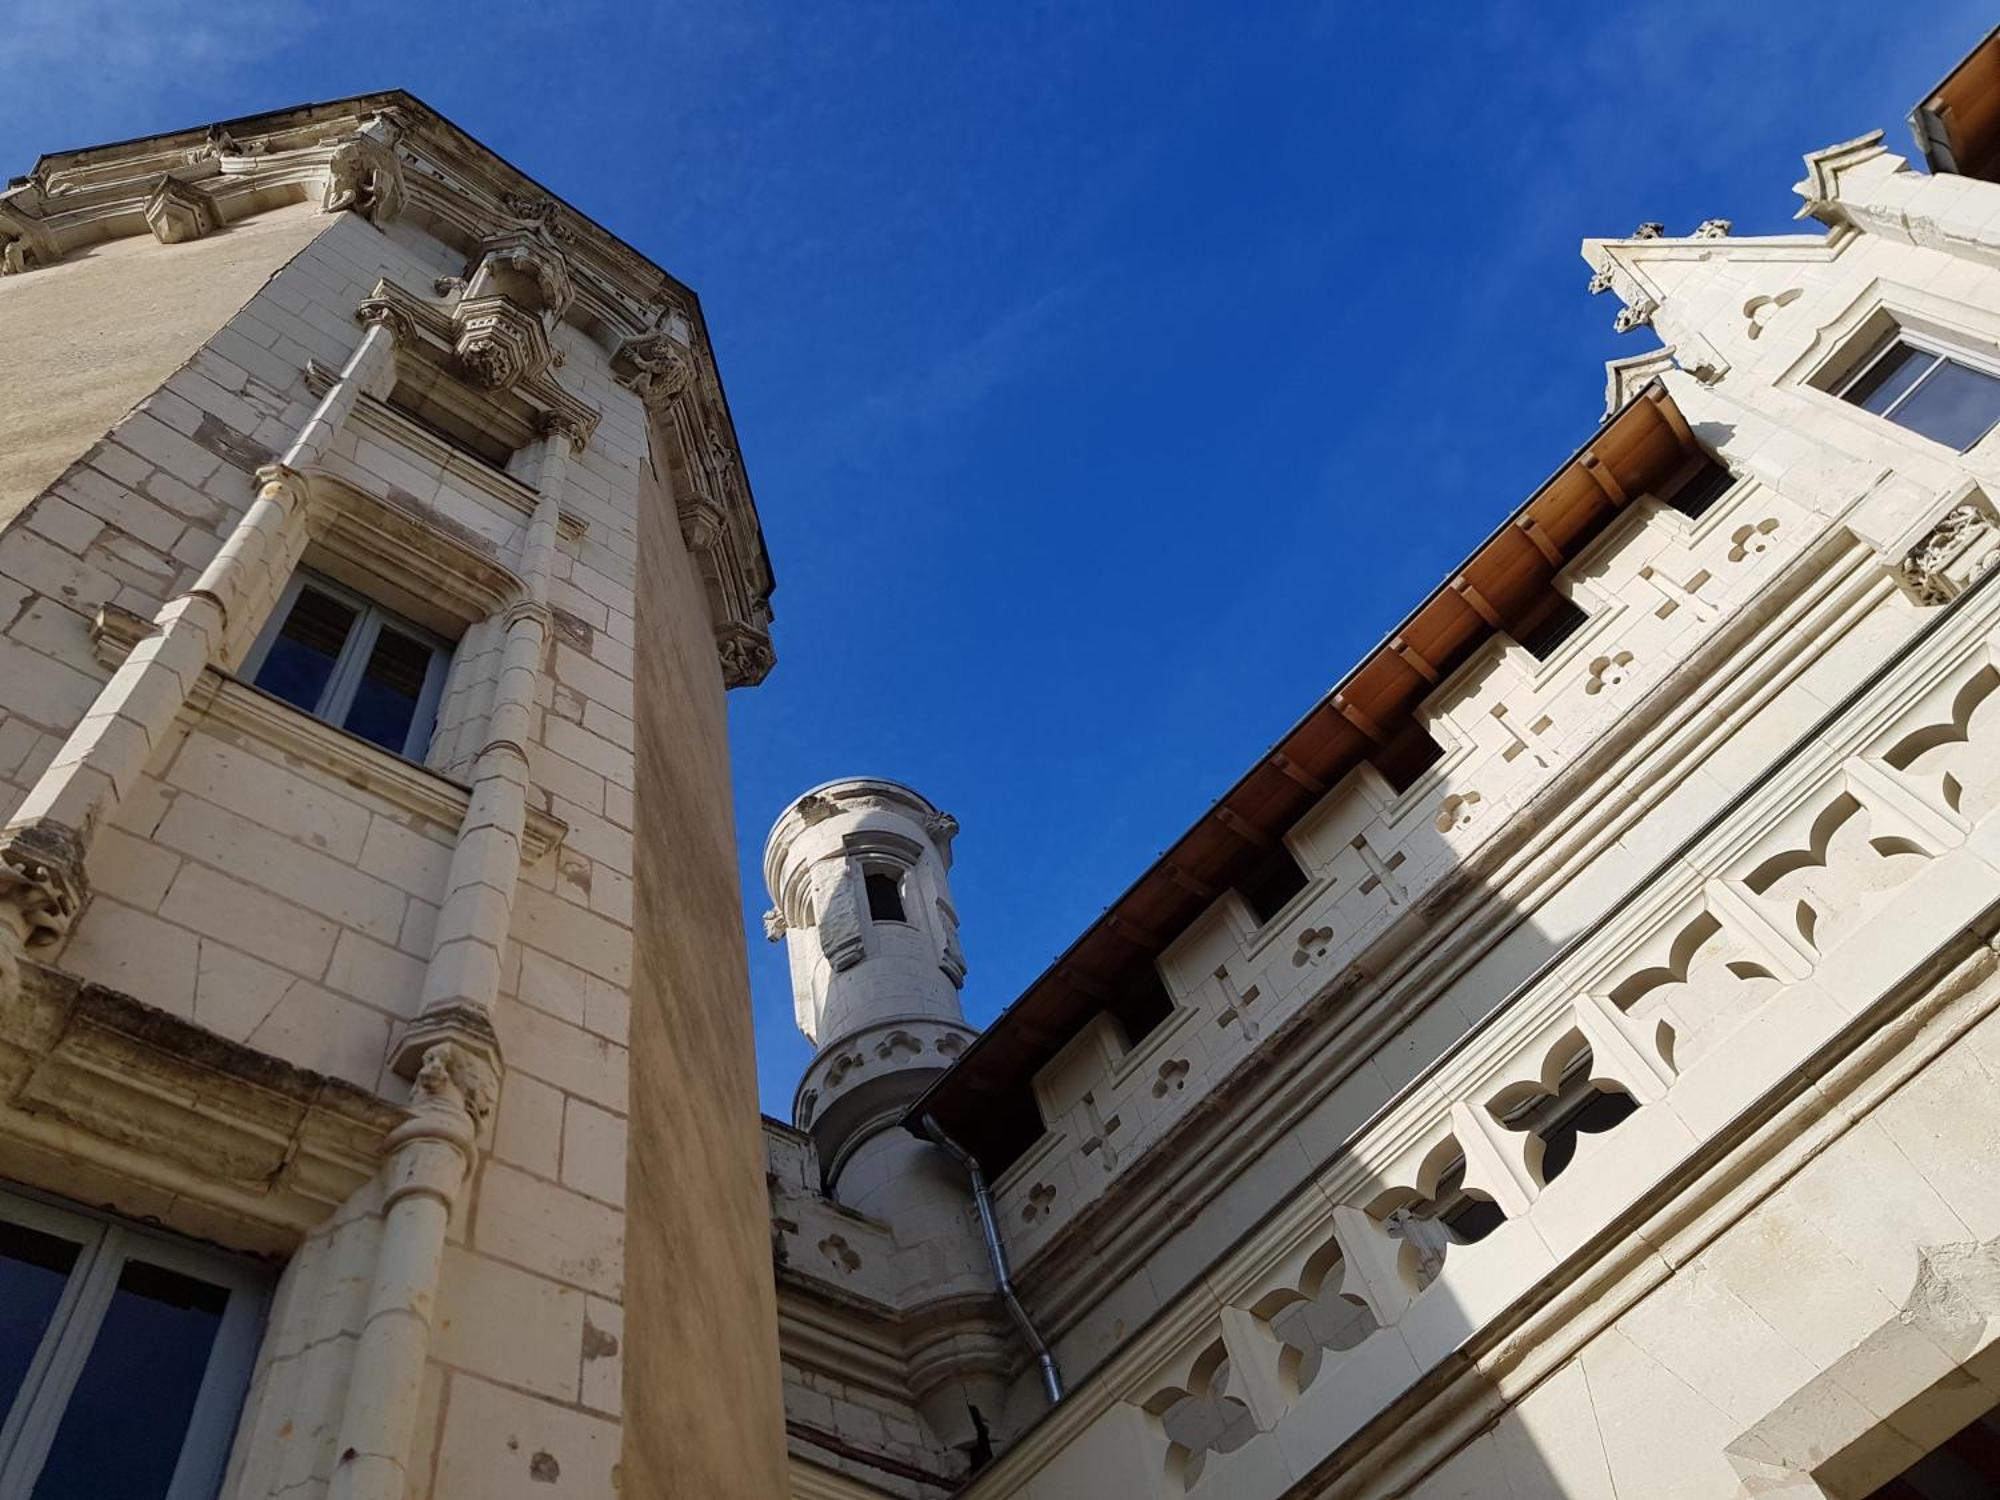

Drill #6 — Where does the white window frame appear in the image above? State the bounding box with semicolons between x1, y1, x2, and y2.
0;1188;268;1500
240;568;454;763
1833;329;2000;453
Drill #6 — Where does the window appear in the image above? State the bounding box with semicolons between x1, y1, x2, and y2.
242;570;452;761
0;1188;267;1500
1837;335;2000;452
1663;458;1734;521
1515;594;1588;662
1238;842;1309;925
864;870;906;923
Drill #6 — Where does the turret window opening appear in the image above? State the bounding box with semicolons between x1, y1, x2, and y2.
864;869;907;924
1836;331;2000;452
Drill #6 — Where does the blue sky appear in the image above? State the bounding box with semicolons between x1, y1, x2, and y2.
5;3;1988;1109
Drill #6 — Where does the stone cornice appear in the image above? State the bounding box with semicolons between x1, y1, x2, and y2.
0;960;405;1254
5;92;773;655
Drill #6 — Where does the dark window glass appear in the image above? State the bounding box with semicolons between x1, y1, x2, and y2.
32;1259;228;1500
1894;358;2000;451
1516;595;1588;661
1846;341;1937;414
253;586;357;714
0;1221;79;1416
1665;459;1733;520
1239;843;1309;925
342;625;435;754
865;872;906;923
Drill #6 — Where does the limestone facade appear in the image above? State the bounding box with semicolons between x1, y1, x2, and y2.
0;94;785;1498
765;33;2000;1500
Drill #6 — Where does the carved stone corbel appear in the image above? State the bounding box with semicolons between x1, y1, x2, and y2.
612;331;698;410
717;619;777;690
142;175;219;245
451;226;572;391
320;115;405;225
0;821;91;1006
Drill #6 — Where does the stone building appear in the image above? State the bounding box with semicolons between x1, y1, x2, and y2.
0;95;787;1497
762;29;2000;1500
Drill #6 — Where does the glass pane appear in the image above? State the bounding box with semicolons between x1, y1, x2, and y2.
341;624;435;755
1892;358;2000;451
252;586;358;715
1845;341;1937;415
0;1221;80;1418
32;1259;229;1500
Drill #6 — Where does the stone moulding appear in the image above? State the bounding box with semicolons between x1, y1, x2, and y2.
352;278;601;454
301;357;588;540
0;961;403;1252
89;605;569;864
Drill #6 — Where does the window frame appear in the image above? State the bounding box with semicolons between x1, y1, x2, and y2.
1833;329;2000;453
240;568;454;763
0;1187;268;1500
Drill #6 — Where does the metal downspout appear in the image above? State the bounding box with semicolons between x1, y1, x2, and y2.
923;1114;1064;1406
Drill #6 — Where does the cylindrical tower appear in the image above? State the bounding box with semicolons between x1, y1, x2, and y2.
764;778;978;1195
765;778;1012;1459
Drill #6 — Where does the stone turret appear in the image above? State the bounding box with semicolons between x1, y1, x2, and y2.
766;780;1008;1458
764;778;977;1196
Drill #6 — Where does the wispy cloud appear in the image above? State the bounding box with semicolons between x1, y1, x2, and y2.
2;0;315;100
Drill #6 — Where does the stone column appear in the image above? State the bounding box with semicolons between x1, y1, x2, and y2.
393;412;580;1077
0;314;399;1000
325;1042;492;1500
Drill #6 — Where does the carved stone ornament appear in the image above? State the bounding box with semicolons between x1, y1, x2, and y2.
142;175;219;244
1693;217;1733;239
1896;502;2000;606
320;117;405;224
1586;264;1616;296
1613;297;1657;335
1631;221;1666;239
717;620;777;690
450;226;573;391
0;820;91;1005
500;191;576;244
763;907;788;942
612;331;697;409
676;488;726;555
453;302;550;391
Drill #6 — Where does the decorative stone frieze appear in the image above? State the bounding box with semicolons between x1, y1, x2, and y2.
1895;500;2000;605
141;174;220;243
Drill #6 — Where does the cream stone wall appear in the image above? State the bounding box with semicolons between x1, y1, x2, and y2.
0;198;337;534
0;95;782;1500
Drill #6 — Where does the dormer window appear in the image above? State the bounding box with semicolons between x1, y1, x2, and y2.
865;870;907;924
1837;334;2000;452
242;570;453;762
